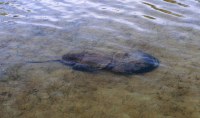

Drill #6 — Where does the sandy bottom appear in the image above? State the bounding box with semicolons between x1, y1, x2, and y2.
1;0;200;117
0;44;199;118
0;24;200;118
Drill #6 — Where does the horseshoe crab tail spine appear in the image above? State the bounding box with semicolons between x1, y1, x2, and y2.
26;59;62;64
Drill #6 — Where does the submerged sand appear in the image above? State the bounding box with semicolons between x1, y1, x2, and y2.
0;39;199;118
0;0;200;118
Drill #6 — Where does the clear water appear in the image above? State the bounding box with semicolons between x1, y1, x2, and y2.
0;0;200;118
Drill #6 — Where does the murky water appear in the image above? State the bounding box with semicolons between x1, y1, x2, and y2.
0;0;200;118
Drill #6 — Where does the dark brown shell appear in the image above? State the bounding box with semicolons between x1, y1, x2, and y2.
62;51;159;74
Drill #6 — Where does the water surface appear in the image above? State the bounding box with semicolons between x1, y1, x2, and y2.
0;0;200;118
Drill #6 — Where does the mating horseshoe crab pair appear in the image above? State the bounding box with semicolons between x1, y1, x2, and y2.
44;50;160;75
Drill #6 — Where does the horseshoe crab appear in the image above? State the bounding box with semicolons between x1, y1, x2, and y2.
25;50;159;74
60;51;159;74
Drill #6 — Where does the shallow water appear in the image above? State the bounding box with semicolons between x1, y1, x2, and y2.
0;0;200;118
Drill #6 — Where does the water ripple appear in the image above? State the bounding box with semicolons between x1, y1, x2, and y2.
0;0;200;62
142;2;183;17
